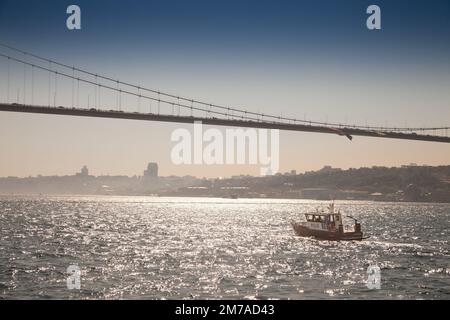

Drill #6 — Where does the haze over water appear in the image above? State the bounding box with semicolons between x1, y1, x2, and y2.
0;195;449;299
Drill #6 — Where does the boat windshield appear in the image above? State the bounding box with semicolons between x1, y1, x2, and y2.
305;214;326;222
305;213;340;224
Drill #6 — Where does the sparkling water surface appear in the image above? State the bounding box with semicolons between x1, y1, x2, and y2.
0;195;449;299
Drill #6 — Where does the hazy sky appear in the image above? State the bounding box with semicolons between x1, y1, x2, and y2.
0;0;449;178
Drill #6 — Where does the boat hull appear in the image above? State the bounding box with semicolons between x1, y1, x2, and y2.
291;222;364;241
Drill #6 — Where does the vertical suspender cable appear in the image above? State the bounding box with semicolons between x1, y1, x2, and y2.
31;65;34;105
54;71;57;107
48;62;51;106
23;63;26;104
138;87;141;113
77;77;80;108
158;92;160;114
7;57;10;103
94;74;98;109
72;67;75;108
116;81;119;110
119;89;122;111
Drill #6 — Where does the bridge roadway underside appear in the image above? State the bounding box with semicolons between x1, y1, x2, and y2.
1;103;449;143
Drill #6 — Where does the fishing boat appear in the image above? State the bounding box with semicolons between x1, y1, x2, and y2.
291;203;367;241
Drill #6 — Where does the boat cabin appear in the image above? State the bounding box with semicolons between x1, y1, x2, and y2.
305;213;341;225
302;203;344;232
304;212;342;231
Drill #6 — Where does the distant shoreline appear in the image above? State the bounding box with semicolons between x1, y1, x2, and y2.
1;165;449;203
0;193;449;205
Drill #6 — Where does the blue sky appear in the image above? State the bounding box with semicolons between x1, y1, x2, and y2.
1;0;450;59
0;0;449;177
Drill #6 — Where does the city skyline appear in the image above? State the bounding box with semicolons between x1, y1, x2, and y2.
0;161;443;179
1;163;448;203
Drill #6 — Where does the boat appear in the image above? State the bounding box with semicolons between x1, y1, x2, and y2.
291;203;367;241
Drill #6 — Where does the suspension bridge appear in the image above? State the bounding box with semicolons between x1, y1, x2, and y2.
0;43;449;143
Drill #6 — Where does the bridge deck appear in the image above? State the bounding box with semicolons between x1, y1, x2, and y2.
1;103;449;143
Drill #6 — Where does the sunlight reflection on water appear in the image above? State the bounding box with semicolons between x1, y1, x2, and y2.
0;195;449;299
